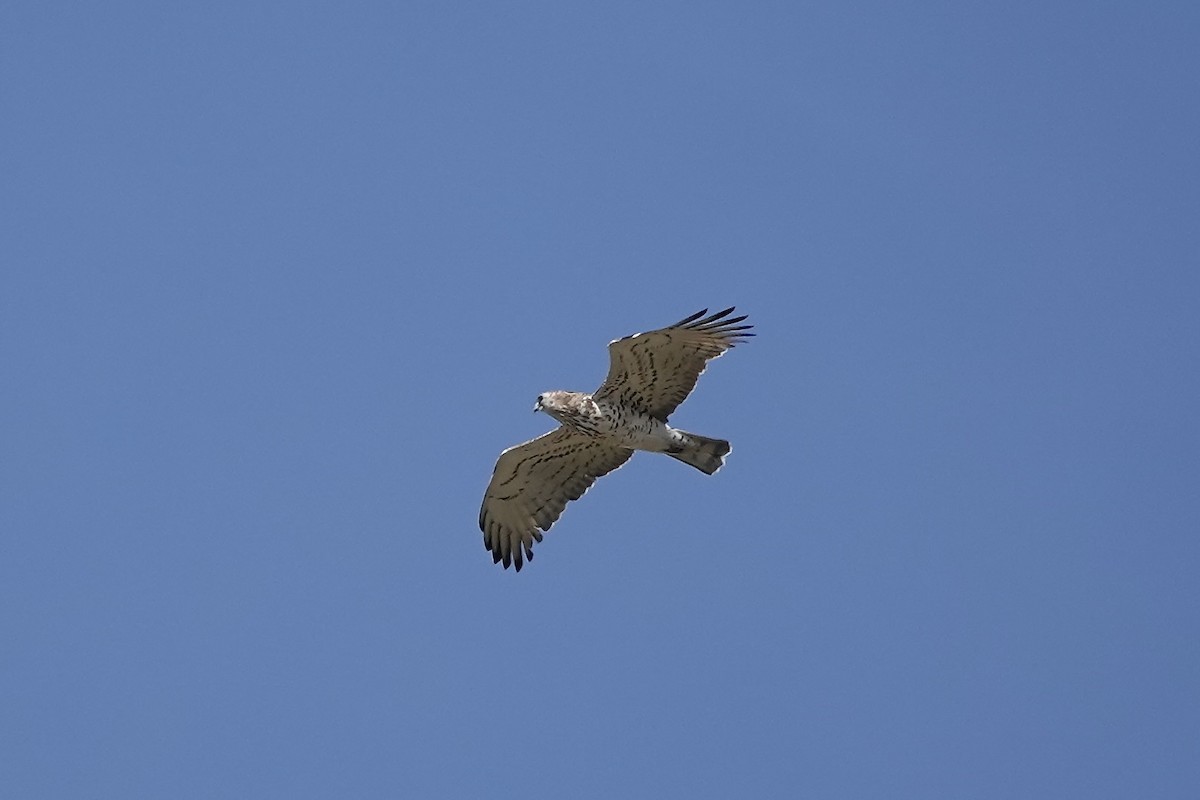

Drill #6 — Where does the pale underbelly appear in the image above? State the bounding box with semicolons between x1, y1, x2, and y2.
604;416;672;451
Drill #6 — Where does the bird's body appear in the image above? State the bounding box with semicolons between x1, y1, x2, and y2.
480;307;753;571
536;391;673;451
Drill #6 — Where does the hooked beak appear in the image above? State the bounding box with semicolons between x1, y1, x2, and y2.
533;400;542;413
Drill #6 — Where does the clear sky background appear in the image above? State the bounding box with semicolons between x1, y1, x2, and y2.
3;2;1198;798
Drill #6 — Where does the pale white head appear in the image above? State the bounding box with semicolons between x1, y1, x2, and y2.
533;390;587;425
534;390;566;413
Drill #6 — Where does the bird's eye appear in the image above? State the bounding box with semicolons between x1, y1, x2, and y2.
537;394;544;402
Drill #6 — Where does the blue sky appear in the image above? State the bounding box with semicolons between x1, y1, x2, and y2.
3;2;1198;797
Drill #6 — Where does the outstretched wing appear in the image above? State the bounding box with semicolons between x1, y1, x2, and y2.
594;307;754;420
480;427;634;571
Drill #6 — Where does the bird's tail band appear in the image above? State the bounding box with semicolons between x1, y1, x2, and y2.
667;431;731;475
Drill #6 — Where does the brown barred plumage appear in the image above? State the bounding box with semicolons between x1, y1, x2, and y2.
479;307;753;571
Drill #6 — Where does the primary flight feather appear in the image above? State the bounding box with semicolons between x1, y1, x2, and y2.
479;307;753;571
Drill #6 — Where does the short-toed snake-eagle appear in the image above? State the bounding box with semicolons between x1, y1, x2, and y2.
479;307;753;571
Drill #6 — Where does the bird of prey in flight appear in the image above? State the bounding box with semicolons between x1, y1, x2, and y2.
479;307;753;571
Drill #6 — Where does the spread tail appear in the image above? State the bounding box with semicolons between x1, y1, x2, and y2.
667;431;731;475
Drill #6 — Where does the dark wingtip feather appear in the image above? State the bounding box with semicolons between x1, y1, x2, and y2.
673;308;709;327
675;306;755;345
514;550;532;572
690;307;735;327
